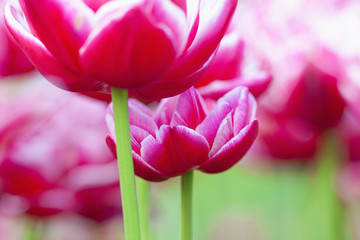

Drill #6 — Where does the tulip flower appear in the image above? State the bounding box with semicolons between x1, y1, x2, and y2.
0;78;121;221
5;0;237;100
195;9;271;100
0;0;33;76
107;87;258;182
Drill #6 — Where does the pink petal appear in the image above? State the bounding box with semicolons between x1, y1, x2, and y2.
196;101;232;145
130;125;151;154
208;113;234;156
199;120;258;173
195;32;244;87
130;53;215;100
160;125;210;175
170;87;207;129
159;0;237;83
19;0;95;71
197;71;272;99
4;5;99;91
151;0;188;56
138;132;175;177
132;151;169;182
129;100;158;137
80;4;177;88
154;96;180;126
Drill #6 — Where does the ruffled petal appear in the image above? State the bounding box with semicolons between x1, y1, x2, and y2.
80;3;177;88
196;101;232;146
197;71;272;99
161;125;210;175
170;87;207;129
199;120;258;173
4;5;99;91
19;0;95;71
133;150;169;182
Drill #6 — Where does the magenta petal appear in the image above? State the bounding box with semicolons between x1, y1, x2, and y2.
19;0;94;70
154;96;179;126
170;87;207;129
198;71;271;100
162;0;237;81
161;125;210;175
80;5;177;89
129;100;157;137
4;5;98;91
133;151;169;182
130;125;151;154
199;120;258;173
131;54;215;100
208;113;234;156
151;0;188;55
196;101;232;146
138;132;176;177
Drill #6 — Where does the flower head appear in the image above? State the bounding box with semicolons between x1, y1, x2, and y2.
107;87;258;181
5;0;237;100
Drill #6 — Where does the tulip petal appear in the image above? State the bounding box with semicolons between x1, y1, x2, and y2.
170;87;207;129
4;5;99;91
131;53;215;100
129;100;158;137
196;101;232;146
19;0;95;70
208;113;234;156
199;120;258;173
159;0;237;82
132;151;169;182
151;0;188;56
160;125;210;175
197;71;272;99
80;4;177;88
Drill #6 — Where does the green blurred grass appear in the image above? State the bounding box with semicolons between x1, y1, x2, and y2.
151;165;317;240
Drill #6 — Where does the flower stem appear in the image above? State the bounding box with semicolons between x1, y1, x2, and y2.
136;177;150;240
308;133;345;240
111;87;141;240
181;170;194;240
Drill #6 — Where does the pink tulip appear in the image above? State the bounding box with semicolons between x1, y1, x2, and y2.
0;0;33;76
0;78;121;221
195;9;271;100
254;108;319;161
5;0;237;100
107;87;258;181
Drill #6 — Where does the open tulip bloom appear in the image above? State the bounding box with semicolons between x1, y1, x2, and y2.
4;0;238;239
107;86;258;239
108;86;258;181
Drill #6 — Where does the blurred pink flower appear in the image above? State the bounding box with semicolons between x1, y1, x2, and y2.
107;87;258;181
0;78;121;222
5;0;237;100
195;8;271;100
0;0;33;76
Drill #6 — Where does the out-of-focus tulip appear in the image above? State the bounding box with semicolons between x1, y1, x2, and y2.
254;108;319;161
0;77;121;222
5;0;237;100
195;9;271;100
107;87;258;182
0;0;33;76
281;50;345;131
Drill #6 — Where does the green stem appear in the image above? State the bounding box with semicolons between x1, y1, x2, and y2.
181;170;194;240
136;177;150;240
111;87;141;240
308;133;345;240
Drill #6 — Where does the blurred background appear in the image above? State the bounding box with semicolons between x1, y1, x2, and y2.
1;0;360;239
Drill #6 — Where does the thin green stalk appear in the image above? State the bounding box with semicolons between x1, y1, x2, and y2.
136;177;150;240
307;133;345;240
181;170;194;240
24;218;44;240
111;87;141;240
